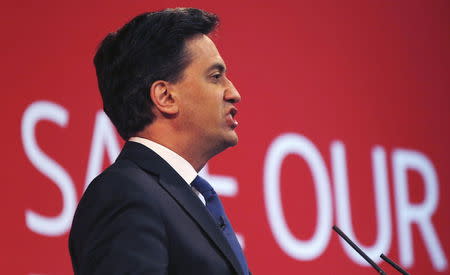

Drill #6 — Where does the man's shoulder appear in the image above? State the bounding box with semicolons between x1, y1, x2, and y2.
71;158;166;233
85;158;158;200
98;158;151;182
69;157;168;268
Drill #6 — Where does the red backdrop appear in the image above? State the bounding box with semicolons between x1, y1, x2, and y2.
2;0;450;274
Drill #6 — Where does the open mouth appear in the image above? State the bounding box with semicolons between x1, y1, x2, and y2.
229;107;237;118
227;107;238;129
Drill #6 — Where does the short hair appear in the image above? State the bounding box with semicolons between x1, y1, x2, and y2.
94;8;219;140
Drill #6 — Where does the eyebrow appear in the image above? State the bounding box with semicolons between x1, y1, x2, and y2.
206;63;227;74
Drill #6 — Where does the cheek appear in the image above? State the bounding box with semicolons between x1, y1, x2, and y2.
180;85;224;123
204;96;224;118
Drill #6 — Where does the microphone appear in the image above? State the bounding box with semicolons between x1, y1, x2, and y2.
380;253;410;275
332;225;387;274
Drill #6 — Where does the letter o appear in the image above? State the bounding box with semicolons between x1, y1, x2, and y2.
264;133;332;260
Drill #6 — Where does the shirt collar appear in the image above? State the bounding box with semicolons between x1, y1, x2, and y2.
129;137;197;185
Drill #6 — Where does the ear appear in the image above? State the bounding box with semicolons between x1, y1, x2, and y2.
150;80;179;115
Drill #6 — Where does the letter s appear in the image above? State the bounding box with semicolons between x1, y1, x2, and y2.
21;101;76;236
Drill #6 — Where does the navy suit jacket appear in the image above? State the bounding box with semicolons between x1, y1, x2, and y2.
69;141;245;274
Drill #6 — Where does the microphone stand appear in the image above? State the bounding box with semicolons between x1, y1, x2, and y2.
332;225;412;275
380;254;410;275
332;225;387;274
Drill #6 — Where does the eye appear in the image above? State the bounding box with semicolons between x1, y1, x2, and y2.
212;73;222;80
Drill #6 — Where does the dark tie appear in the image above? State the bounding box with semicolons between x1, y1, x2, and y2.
191;176;249;275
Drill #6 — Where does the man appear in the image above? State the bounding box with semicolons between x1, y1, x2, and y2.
69;8;249;275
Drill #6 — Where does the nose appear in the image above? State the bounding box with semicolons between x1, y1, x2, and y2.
224;78;241;104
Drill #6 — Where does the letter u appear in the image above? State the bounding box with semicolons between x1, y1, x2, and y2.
331;142;391;265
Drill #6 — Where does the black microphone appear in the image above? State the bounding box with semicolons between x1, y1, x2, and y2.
332;225;387;275
380;253;410;275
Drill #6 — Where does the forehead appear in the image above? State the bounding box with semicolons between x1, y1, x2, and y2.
184;34;225;71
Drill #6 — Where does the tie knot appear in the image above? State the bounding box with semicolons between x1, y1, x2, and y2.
191;176;215;198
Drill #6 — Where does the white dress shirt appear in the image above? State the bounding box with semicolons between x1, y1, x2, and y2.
129;136;206;205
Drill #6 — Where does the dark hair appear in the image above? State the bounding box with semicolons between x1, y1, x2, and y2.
94;8;219;140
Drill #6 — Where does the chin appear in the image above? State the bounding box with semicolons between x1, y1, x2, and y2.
224;131;239;147
208;131;239;156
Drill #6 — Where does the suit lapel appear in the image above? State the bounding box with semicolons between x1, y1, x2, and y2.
159;175;244;275
117;142;243;275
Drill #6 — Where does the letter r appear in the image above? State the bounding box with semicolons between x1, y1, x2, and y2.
393;149;447;271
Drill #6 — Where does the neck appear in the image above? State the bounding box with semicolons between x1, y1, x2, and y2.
136;121;220;172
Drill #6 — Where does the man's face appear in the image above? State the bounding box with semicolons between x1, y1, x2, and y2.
171;34;241;154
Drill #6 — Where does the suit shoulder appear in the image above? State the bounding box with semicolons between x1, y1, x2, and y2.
86;159;158;198
73;159;166;226
69;159;169;273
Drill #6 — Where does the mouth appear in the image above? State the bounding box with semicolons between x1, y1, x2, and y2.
226;107;238;129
